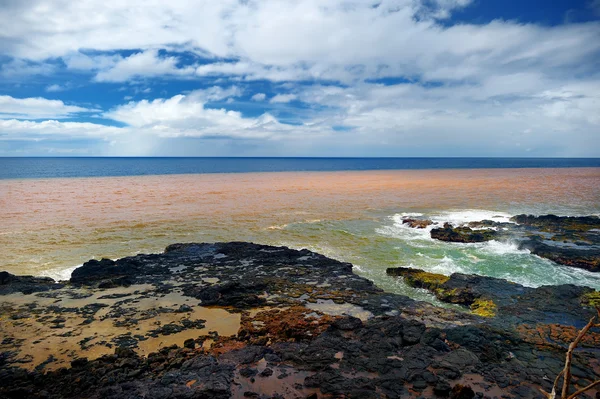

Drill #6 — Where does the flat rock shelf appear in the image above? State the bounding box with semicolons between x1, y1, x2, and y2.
1;242;599;399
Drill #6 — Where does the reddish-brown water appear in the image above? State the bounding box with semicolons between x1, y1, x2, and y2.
1;168;599;291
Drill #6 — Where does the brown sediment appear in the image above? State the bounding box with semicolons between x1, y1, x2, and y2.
238;306;340;344
1;167;598;276
516;323;600;349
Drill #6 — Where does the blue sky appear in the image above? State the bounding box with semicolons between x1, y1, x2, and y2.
0;0;599;156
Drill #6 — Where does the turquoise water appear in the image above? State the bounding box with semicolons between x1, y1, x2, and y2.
277;209;600;297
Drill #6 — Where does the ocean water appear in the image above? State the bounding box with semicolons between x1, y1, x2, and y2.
1;157;599;179
1;159;599;304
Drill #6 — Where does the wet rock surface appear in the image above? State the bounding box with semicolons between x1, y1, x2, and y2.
0;271;64;295
1;242;599;398
424;214;600;272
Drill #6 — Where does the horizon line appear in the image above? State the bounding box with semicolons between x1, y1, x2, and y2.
2;156;600;159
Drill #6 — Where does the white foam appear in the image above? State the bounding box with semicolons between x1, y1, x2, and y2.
266;224;288;230
378;214;434;241
384;209;515;242
429;209;513;226
39;265;80;282
352;264;365;272
478;240;530;256
399;212;424;218
400;257;468;277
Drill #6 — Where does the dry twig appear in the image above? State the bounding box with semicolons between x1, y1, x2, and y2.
540;308;600;399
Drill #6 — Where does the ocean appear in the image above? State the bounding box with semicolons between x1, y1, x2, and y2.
1;157;599;179
1;157;599;305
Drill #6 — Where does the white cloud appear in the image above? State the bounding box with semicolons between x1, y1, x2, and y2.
60;50;196;83
0;1;598;155
63;52;121;71
186;86;243;102
0;95;95;119
2;79;599;156
2;1;597;81
0;58;56;79
104;87;286;139
0;119;123;139
269;94;297;103
94;50;195;82
45;84;65;92
194;61;319;82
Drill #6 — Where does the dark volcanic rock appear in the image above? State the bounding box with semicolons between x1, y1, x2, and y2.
0;271;63;295
431;223;498;243
510;214;600;232
387;266;597;324
402;218;433;229
70;258;141;287
519;238;600;272
423;214;600;272
183;280;267;308
1;242;599;399
450;384;475;399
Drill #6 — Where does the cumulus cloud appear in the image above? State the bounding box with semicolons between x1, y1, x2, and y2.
60;50;196;82
0;96;96;119
94;50;195;82
104;87;288;139
0;0;599;155
3;1;597;82
269;94;297;103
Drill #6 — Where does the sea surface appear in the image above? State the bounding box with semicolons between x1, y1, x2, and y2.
1;157;599;179
1;158;599;305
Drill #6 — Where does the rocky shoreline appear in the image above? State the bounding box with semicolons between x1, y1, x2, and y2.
404;214;600;272
1;241;599;399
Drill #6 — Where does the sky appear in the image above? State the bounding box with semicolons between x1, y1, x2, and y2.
0;0;599;157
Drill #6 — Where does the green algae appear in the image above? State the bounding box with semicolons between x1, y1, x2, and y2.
406;271;450;288
581;291;600;308
470;298;497;317
386;268;449;290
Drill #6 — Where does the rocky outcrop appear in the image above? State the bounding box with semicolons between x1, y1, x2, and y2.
0;271;64;295
402;218;433;229
424;214;600;272
518;238;600;271
430;223;498;243
386;267;597;323
1;243;599;398
510;214;600;232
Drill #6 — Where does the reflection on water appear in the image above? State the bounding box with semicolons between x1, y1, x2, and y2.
1;168;599;292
